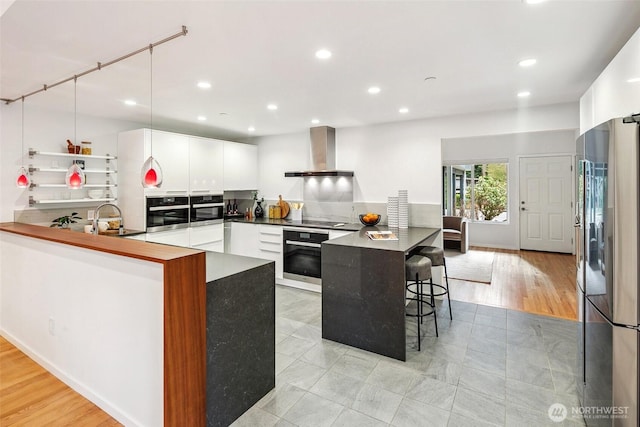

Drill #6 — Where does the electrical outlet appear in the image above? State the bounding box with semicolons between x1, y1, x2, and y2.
87;210;95;220
48;317;55;336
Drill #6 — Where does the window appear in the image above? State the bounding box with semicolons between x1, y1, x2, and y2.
442;162;508;222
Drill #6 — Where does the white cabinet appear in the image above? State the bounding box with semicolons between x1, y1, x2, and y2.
226;222;283;279
223;141;258;190
227;222;260;257
189;137;224;195
144;228;190;247
257;225;283;279
189;223;224;253
147;130;189;194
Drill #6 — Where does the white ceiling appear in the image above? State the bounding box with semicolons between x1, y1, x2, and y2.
2;0;640;141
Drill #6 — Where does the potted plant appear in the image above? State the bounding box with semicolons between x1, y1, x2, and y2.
50;212;82;229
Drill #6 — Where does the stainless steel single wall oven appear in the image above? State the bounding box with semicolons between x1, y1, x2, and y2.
283;227;329;285
145;196;190;232
190;194;224;226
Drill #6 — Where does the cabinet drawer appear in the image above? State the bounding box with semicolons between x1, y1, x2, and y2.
190;224;224;246
258;240;281;254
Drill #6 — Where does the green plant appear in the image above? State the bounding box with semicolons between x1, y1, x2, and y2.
473;175;507;220
50;212;82;228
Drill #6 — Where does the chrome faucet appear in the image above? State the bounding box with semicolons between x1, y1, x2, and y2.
93;203;124;235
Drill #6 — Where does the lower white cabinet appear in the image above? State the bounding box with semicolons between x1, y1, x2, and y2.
227;222;283;279
144;228;190;247
257;225;283;279
227;222;260;257
189;223;224;253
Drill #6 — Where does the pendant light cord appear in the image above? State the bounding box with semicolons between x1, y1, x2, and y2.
74;76;78;161
21;96;24;167
149;46;153;156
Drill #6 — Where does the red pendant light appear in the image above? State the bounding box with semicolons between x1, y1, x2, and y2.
65;163;85;189
66;76;85;189
16;97;31;188
141;156;163;188
16;166;30;188
141;46;162;188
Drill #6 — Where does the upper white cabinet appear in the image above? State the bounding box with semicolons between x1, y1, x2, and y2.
147;130;190;194
189;136;223;195
223;141;258;190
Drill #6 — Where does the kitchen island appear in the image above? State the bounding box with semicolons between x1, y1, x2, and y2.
322;226;440;361
0;222;274;427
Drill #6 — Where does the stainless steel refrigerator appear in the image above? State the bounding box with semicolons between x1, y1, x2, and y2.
576;116;639;426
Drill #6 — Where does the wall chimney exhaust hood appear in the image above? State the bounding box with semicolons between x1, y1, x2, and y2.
284;126;354;177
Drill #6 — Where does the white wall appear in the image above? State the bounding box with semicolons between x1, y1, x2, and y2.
581;26;640;133
442;129;577;249
0;102;145;222
257;102;578;245
0;232;164;426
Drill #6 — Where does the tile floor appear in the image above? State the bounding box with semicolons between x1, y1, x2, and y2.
231;285;586;427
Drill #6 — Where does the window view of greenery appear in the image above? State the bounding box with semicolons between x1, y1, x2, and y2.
442;163;508;222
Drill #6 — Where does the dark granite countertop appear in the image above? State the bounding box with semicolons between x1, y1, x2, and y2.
205;250;273;283
323;226;440;253
225;217;362;232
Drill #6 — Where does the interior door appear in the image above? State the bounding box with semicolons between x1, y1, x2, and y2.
519;155;574;253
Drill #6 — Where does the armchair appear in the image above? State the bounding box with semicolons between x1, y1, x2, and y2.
442;216;468;253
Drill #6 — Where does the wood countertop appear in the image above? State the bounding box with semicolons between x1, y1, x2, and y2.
0;222;201;263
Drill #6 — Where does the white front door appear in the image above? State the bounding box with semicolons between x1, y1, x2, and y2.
519;155;574;253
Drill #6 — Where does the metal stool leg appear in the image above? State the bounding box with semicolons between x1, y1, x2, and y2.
444;259;452;320
430;278;439;337
415;272;421;351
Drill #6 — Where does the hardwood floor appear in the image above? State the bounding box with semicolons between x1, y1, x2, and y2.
0;337;120;426
448;247;578;320
0;246;577;425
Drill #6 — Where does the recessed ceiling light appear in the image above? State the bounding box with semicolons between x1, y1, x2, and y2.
248;126;255;132
627;77;640;83
124;99;136;106
267;104;278;110
315;49;332;59
197;81;212;89
518;58;537;67
399;107;409;114
311;119;320;124
517;91;531;98
524;0;546;4
197;115;207;121
368;86;381;94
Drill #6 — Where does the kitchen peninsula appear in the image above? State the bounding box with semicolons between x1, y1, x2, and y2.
0;222;274;427
322;226;440;361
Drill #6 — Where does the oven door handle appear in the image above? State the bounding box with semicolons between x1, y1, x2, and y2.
285;240;322;248
192;203;224;208
149;204;190;212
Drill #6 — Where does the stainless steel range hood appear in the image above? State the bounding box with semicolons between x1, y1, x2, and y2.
284;126;354;177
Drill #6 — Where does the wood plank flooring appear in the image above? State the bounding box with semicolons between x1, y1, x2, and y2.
448;247;578;320
0;247;577;425
0;337;120;426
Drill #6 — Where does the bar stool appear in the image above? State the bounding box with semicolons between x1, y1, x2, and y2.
417;246;452;320
405;255;438;351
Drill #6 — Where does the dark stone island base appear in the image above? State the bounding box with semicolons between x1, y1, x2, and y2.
322;226;439;361
205;252;275;427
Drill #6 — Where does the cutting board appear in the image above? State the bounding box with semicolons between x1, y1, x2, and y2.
278;195;290;218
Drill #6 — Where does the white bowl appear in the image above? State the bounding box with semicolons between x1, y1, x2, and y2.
88;189;104;199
